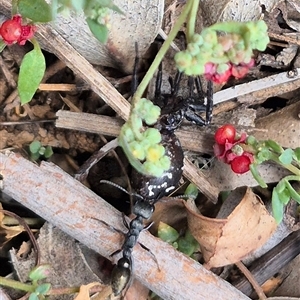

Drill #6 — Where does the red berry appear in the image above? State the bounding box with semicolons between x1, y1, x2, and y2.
0;15;36;46
230;155;251;174
204;62;232;84
0;18;22;44
214;124;236;145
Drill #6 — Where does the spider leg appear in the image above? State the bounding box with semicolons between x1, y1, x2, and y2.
206;80;214;125
171;71;182;97
194;77;214;125
155;63;163;99
185;108;207;125
131;42;139;95
184;76;213;126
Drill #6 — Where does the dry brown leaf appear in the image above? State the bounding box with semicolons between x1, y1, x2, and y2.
74;282;108;300
150;198;186;233
0;204;25;250
184;187;277;268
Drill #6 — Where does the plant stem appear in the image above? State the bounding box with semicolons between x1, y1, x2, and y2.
269;153;300;176
12;0;18;15
131;0;193;109
186;0;200;42
0;276;35;293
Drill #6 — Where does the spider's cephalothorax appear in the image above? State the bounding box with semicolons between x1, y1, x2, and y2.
155;66;214;129
111;59;214;296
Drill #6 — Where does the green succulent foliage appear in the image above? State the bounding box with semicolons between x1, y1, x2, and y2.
29;265;51;281
177;230;199;256
272;189;285;224
249;164;267;189
184;183;199;199
158;222;179;244
158;223;199;257
119;98;171;177
29;141;53;160
264;140;284;154
175;20;269;76
35;283;51;295
279;148;294;165
28;292;40;300
247;136;300;224
294;147;300;161
83;0;123;43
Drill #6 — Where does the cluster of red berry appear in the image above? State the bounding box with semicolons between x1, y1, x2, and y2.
204;59;255;84
214;124;254;174
0;15;36;46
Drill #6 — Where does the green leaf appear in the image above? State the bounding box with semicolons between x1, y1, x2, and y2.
293;147;300;162
184;230;199;248
70;0;86;11
256;148;272;163
272;189;284;224
95;0;124;12
279;148;294;165
29;265;51;281
157;222;179;243
86;18;108;43
177;236;197;257
44;146;53;158
30;152;40;161
29;140;41;154
278;188;290;205
18;40;46;104
39;146;46;155
265;140;284;154
285;180;300;204
110;4;124;14
28;292;39;300
0;40;6;53
18;0;53;22
249;164;267;188
35;283;51;295
184;183;198;199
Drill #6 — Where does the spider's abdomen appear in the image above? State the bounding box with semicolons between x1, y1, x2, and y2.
131;130;183;201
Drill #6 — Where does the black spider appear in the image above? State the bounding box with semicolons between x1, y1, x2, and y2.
154;65;214;129
111;60;214;296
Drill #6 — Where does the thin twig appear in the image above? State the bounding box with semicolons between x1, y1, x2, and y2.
235;261;267;300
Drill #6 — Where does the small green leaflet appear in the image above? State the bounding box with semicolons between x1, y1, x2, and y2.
18;40;46;104
272;189;284;224
0;41;6;53
18;0;52;22
279;148;294;165
86;18;108;43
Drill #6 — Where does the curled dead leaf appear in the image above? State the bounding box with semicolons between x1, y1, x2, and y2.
74;282;110;300
184;187;277;268
150;197;186;233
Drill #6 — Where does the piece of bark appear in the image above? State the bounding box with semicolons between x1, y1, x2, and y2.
255;100;300;149
0;151;250;300
232;230;300;296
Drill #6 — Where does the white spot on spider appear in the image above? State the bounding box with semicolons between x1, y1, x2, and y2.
148;186;155;197
166;186;175;192
163;172;172;179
